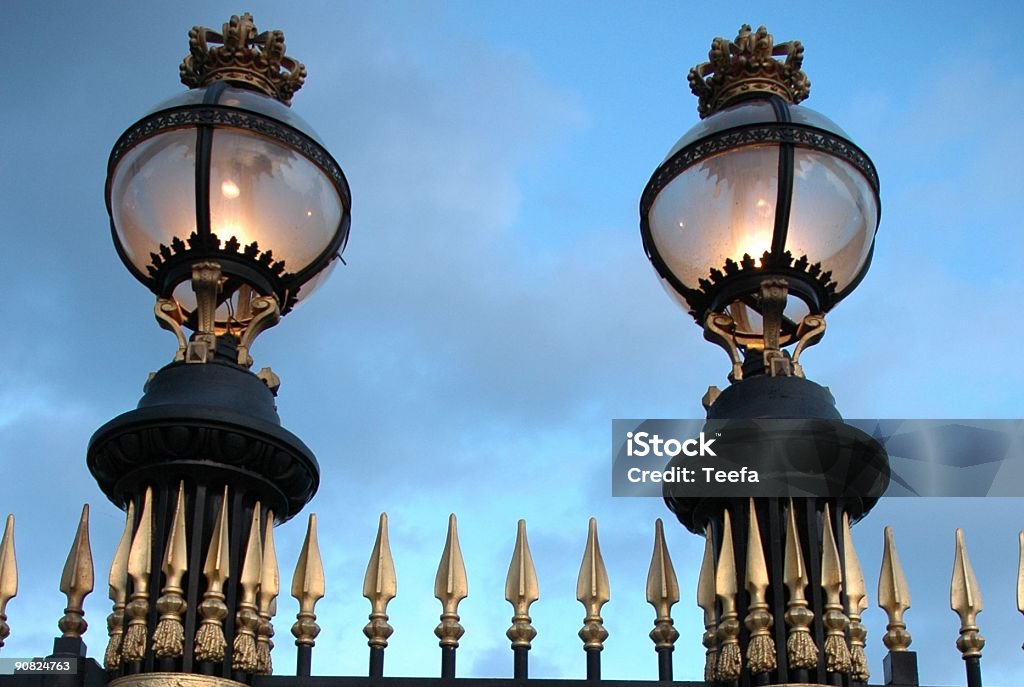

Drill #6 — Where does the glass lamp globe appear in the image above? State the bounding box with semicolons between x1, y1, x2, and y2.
106;54;350;338
640;29;879;353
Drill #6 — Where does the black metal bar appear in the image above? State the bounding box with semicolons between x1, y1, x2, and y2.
513;647;529;681
883;649;919;686
585;649;600;681
441;646;457;680
655;648;671;681
964;657;982;687
297;645;313;678
369;647;385;679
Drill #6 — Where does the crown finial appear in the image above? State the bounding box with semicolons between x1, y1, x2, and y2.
688;24;810;118
180;13;307;105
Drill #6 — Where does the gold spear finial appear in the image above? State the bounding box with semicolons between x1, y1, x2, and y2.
783;498;818;670
744;499;776;675
195;486;231;663
104;502;134;669
58;504;94;639
646;519;679;654
878;525;912;651
714;510;741;681
577;517;610;653
256;511;279;674
233;504;264;673
291;513;325;648
153;483;188;658
821;504;851;674
434;513;468;649
696;528;717;683
122;488;153;662
842;512;869;681
951;528;985;660
364;513;398;650
0;514;17;649
505;519;539;650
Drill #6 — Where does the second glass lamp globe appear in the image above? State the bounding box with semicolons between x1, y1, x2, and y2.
641;26;879;349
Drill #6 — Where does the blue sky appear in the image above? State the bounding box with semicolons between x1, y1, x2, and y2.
2;1;1022;685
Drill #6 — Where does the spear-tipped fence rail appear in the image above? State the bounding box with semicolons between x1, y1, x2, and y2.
0;497;1020;687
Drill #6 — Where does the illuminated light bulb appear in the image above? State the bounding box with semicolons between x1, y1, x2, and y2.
221;179;240;199
734;198;773;260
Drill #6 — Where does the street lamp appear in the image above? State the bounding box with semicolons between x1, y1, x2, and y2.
85;14;347;682
641;24;878;382
106;13;350;369
641;26;890;687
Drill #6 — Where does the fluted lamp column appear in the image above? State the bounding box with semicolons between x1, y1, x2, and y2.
83;13;351;687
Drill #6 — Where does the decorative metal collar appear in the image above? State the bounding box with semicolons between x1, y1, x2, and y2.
688;25;809;119
180;13;307;106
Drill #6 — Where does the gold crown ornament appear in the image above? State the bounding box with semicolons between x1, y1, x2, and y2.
688;24;810;118
180;13;307;106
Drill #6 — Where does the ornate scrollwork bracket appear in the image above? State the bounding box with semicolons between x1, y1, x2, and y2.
703;278;828;384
